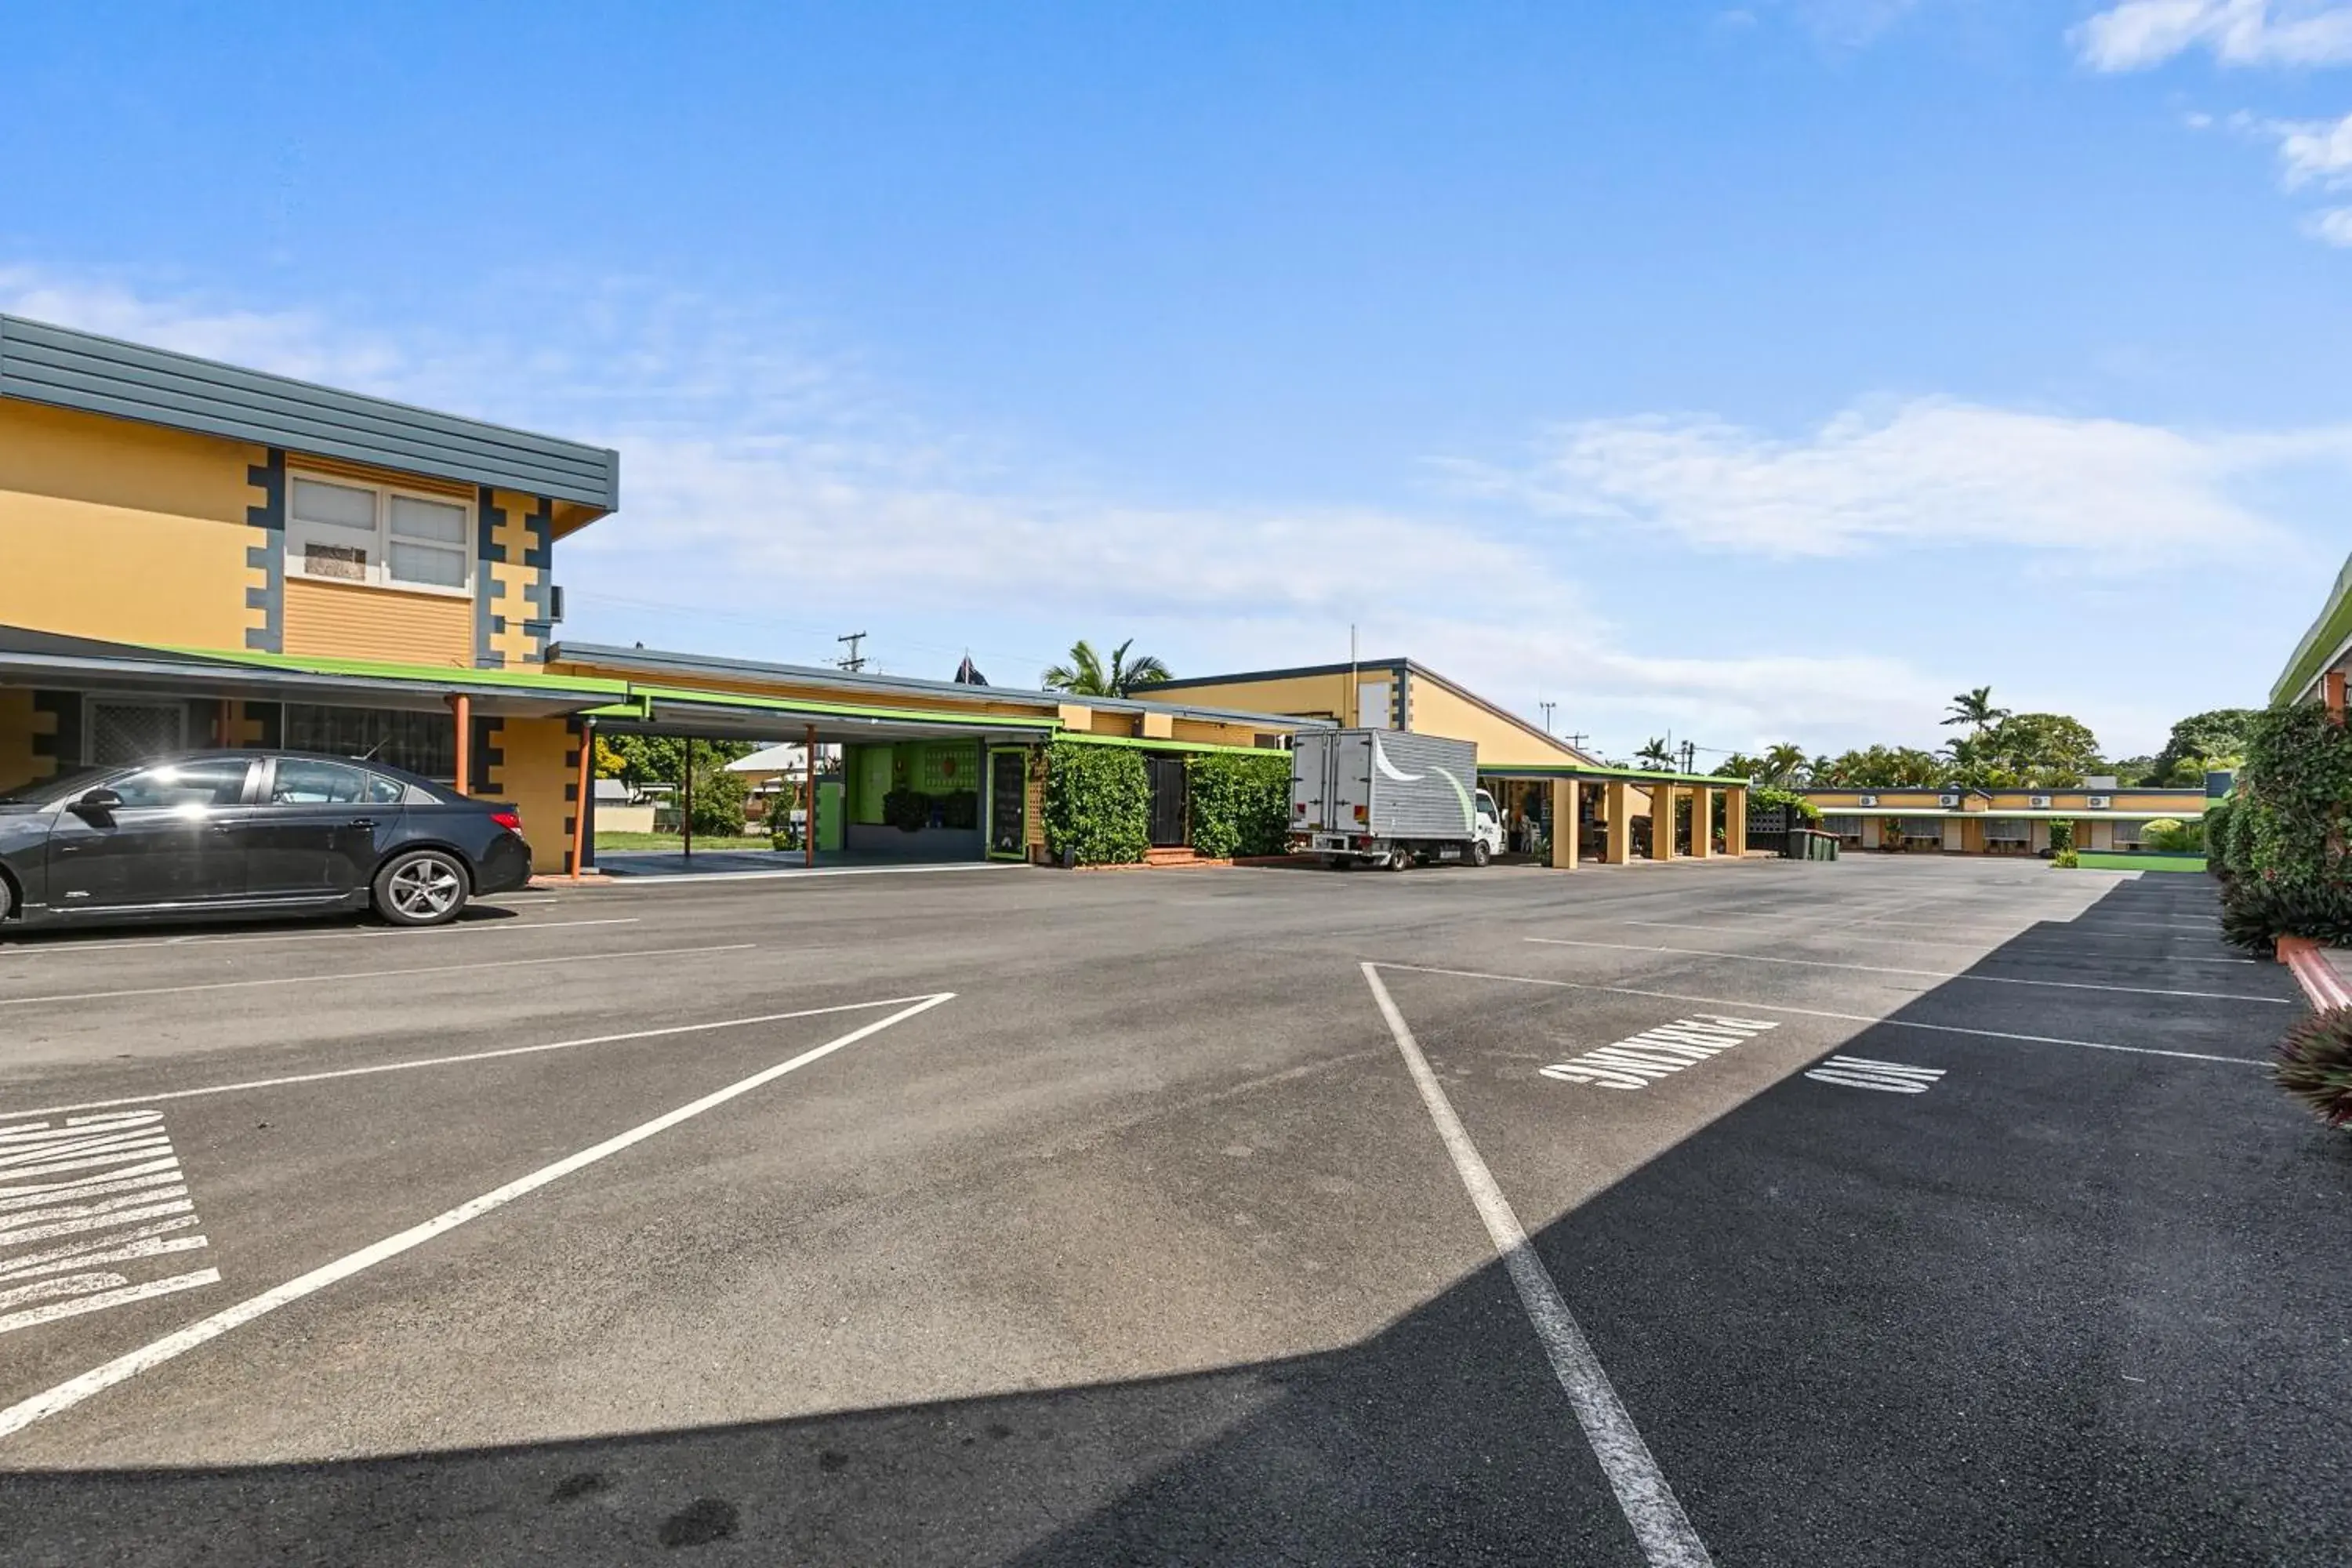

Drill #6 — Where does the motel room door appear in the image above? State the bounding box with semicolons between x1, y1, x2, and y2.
988;747;1028;860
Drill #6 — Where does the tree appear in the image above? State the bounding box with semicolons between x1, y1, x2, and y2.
1944;686;2011;735
2151;709;2259;784
1985;712;2103;787
1720;752;1764;785
1635;737;1675;769
1041;637;1174;698
1816;745;1945;788
1761;742;1809;787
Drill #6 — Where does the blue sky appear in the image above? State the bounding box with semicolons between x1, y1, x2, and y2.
3;0;2345;760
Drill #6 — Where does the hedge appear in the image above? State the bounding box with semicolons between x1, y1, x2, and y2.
1042;739;1149;865
2214;702;2352;952
1187;750;1292;859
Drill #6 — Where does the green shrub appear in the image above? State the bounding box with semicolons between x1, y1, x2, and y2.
1186;751;1292;858
2238;702;2352;891
2220;879;2352;954
2274;1007;2352;1128
2048;819;2074;855
2202;798;2235;876
2140;817;2203;853
1044;740;1149;865
1751;785;1821;822
685;762;748;838
2052;848;2079;869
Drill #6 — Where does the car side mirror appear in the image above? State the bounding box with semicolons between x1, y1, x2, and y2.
73;786;124;816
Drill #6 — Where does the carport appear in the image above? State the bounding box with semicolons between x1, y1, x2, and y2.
583;684;1058;875
1476;762;1751;868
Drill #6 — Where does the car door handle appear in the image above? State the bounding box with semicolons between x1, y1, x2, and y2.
348;818;377;830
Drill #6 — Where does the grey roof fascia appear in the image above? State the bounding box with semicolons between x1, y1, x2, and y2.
1;314;619;510
546;642;1333;731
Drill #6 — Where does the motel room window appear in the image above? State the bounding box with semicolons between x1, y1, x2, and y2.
283;704;457;783
1983;818;2028;848
287;474;472;595
2110;819;2149;848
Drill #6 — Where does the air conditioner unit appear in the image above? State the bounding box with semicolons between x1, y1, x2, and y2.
1938;793;1960;808
1858;793;1878;808
2086;794;2111;809
2030;793;2052;808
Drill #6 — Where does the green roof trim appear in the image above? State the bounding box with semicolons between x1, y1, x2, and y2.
630;682;1059;730
1053;731;1282;757
151;644;633;698
2274;551;2352;705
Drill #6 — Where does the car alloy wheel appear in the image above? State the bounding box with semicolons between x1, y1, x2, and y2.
379;851;467;925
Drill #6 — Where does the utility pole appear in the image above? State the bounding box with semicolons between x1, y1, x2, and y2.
1564;731;1590;750
1680;740;1697;775
1539;701;1556;736
836;632;868;673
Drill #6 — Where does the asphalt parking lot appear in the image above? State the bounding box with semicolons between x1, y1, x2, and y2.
0;855;2338;1566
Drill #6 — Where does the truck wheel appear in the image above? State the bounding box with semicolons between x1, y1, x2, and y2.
1387;847;1412;871
1470;840;1491;868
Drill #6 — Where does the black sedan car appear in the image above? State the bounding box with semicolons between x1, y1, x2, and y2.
0;750;535;931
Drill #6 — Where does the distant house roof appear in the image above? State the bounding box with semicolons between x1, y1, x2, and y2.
591;778;634;802
0;314;619;515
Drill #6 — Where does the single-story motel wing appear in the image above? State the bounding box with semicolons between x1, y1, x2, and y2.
0;310;1750;875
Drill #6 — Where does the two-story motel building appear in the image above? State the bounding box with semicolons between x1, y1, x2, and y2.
0;313;1748;879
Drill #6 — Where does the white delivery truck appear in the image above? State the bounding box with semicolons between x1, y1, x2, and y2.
1289;728;1504;869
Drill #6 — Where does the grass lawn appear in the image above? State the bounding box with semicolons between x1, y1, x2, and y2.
2071;851;2209;873
593;832;779;852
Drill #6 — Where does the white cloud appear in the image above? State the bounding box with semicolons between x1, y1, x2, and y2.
2306;203;2352;238
2234;107;2352;184
0;264;2279;755
1443;398;2318;561
2075;0;2352;71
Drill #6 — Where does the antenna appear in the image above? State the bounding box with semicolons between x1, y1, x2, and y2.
1539;701;1556;736
836;631;868;673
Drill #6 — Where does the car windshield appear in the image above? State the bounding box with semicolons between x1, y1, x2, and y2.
0;763;113;805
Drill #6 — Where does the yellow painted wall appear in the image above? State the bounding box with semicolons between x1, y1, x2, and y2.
1403;680;1584;768
0;687;45;792
547;655;1069;724
0;401;263;652
283;579;474;667
1087;709;1138;737
1148;673;1356;725
484;488;544;667
1171;717;1262;746
486;716;579;874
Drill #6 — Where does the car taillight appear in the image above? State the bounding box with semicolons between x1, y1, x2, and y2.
491;809;523;834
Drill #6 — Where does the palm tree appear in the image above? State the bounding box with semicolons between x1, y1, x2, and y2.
1635;737;1675;770
1040;637;1173;698
1761;742;1809;787
1943;686;2009;734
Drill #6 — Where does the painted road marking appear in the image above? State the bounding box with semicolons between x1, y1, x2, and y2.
1541;1016;1779;1091
0;943;755;1009
0;917;641;959
1804;1056;1947;1094
1525;937;2288;1006
0;992;953;1443
1619;921;2256;964
0;1111;216;1338
1374;962;2266;1066
1360;964;1712;1568
5;995;962;1120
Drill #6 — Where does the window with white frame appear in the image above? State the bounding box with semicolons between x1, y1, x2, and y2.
287;474;473;594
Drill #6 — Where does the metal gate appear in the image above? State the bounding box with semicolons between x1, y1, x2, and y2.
1146;754;1189;848
89;700;184;765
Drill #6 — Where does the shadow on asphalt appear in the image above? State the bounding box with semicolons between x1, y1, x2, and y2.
8;875;2347;1566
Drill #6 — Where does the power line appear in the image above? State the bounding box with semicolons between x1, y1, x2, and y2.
836;631;868;673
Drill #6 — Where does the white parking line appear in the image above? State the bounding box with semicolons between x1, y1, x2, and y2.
1619;922;2257;964
1374;962;2265;1065
1526;938;2288;1006
0;992;954;1443
0;918;640;959
0;944;754;1009
4;995;956;1120
1360;964;1713;1568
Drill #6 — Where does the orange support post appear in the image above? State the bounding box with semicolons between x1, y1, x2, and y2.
804;724;818;869
2328;670;2346;724
682;738;694;862
571;721;593;881
448;694;471;796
